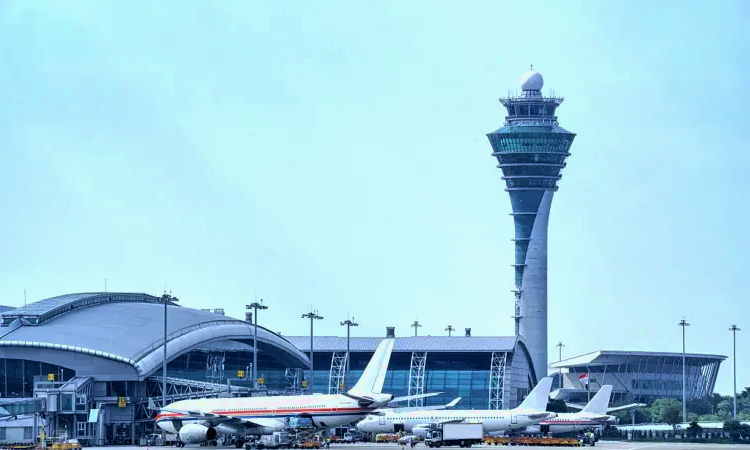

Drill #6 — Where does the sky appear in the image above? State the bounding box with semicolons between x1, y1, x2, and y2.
0;0;749;395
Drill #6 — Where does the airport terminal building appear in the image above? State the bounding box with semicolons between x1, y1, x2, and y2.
0;292;727;445
0;292;536;445
549;350;726;405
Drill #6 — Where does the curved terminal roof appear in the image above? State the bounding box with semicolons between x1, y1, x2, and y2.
550;350;727;369
286;335;521;353
0;292;309;379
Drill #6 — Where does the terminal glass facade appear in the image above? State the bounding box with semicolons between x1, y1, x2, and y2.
166;348;501;410
0;359;73;398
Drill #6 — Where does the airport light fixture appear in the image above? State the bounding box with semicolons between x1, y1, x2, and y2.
556;341;565;386
445;325;454;337
302;310;323;393
730;325;741;420
340;317;359;391
161;292;178;435
678;318;690;423
246;300;268;390
411;320;422;337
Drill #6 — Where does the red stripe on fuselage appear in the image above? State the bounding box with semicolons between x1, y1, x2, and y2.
155;407;372;422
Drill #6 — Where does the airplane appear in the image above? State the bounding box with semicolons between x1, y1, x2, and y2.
519;385;617;435
355;376;557;436
151;339;436;447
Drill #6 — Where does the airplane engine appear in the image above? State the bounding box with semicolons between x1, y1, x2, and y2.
179;424;217;444
412;426;429;437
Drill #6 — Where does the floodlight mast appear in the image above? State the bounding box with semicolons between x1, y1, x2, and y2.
246;299;268;390
302;310;323;392
411;320;422;337
340;317;359;390
678;318;690;423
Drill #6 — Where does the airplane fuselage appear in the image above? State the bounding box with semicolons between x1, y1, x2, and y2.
523;413;615;434
356;409;554;435
156;394;377;436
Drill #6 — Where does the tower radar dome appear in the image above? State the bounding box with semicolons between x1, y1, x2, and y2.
520;70;544;91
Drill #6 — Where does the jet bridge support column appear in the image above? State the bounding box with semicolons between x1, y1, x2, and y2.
407;352;428;407
489;352;508;410
327;352;347;394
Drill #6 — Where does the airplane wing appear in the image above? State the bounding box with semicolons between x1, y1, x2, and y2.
415;418;467;427
604;403;646;413
148;398;283;429
391;392;443;403
566;402;646;413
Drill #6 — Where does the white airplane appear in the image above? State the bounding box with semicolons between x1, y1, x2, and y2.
356;377;557;436
151;339;435;446
520;385;617;435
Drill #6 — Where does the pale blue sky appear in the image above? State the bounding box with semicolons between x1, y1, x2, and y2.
1;1;748;395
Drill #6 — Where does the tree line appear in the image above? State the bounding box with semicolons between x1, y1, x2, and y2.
609;387;750;424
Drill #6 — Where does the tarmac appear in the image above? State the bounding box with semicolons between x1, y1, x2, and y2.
104;443;750;450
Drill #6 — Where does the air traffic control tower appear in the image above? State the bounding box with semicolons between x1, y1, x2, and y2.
486;69;576;379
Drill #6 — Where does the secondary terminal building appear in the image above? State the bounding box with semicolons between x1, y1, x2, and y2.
549;350;726;405
0;292;536;446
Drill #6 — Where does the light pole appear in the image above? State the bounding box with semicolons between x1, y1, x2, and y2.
161;293;178;436
246;300;268;390
678;318;690;423
556;341;564;388
302;310;323;393
340;318;359;391
412;320;422;337
445;325;454;337
730;325;740;420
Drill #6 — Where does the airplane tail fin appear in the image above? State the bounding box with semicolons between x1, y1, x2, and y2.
517;377;553;411
581;385;613;415
348;339;395;396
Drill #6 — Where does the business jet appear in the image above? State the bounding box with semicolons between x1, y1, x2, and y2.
356;376;557;436
520;385;617;435
151;339;434;446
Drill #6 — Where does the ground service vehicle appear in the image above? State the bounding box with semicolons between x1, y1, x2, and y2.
425;423;483;448
245;432;292;449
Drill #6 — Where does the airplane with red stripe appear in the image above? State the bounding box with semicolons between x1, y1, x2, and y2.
149;339;437;447
522;385;617;435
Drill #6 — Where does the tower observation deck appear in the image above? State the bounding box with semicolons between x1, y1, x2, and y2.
486;69;576;379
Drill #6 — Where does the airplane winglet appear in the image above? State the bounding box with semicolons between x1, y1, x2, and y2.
446;397;461;408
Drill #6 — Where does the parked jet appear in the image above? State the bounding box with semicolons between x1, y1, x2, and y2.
151;339;435;446
521;385;617;435
355;377;557;436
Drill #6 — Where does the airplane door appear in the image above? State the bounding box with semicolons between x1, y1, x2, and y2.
379;416;385;426
511;413;517;425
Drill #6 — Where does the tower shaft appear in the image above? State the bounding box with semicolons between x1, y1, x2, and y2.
486;70;576;380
